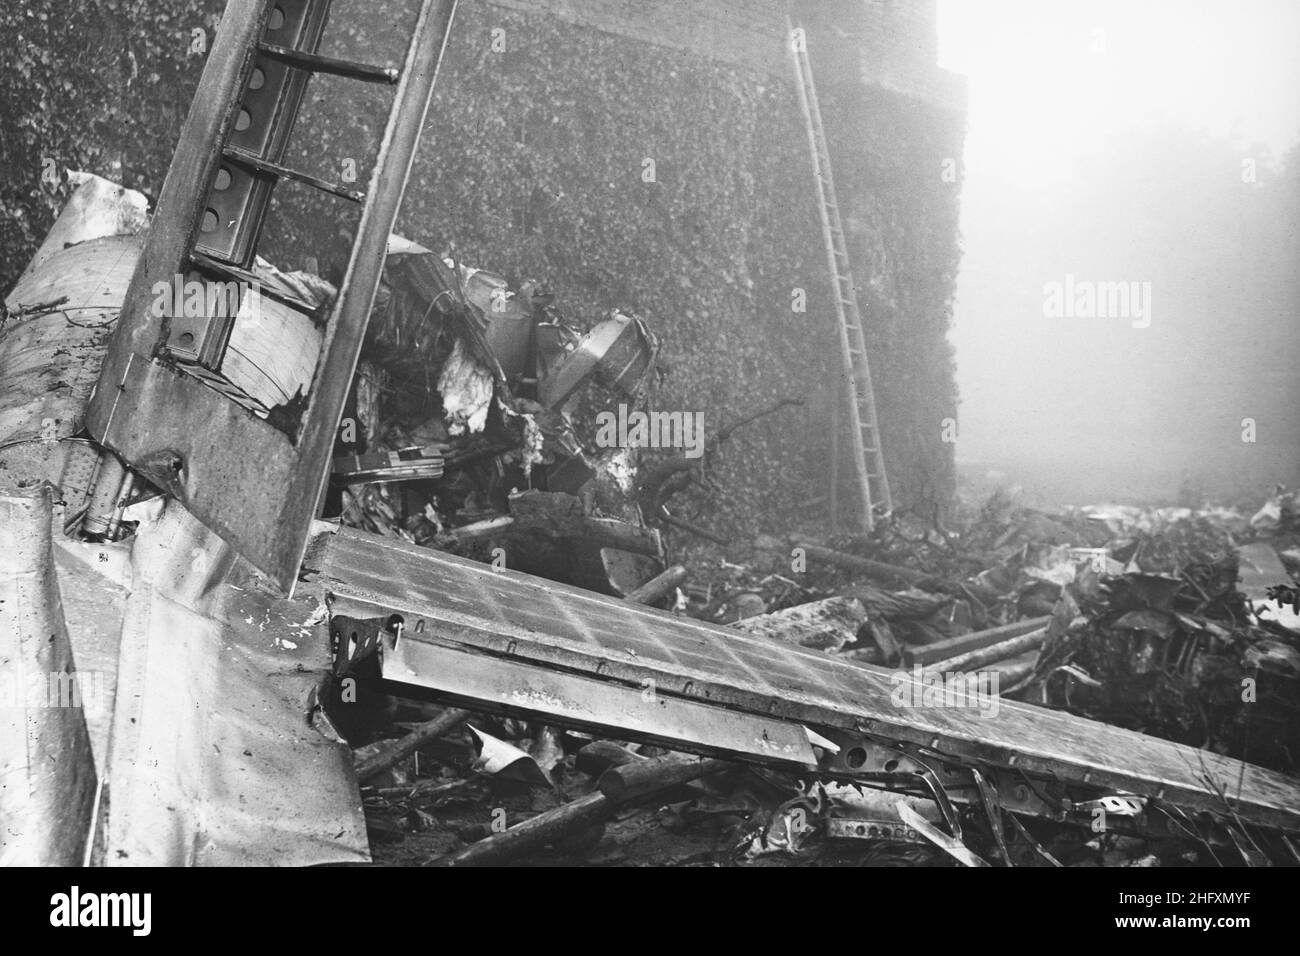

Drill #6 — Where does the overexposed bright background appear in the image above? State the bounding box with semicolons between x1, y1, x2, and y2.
937;0;1300;503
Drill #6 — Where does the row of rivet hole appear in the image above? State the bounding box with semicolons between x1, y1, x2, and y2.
200;5;285;234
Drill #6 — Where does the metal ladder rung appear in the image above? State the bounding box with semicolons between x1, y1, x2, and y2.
223;146;366;203
189;250;325;317
257;41;400;84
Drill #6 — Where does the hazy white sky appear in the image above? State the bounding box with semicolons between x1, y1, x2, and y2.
938;0;1300;178
935;0;1300;496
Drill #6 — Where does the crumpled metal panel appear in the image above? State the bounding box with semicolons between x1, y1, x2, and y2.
1;187;368;866
14;171;147;285
0;484;98;866
0;235;141;446
0;493;369;868
51;535;131;774
98;503;368;866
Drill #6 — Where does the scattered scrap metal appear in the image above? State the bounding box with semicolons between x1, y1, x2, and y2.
338;489;1300;867
322;236;666;597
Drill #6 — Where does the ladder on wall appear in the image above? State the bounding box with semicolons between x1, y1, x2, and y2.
88;0;460;593
788;25;892;532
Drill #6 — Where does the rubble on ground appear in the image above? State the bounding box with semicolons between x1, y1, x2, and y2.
346;484;1300;866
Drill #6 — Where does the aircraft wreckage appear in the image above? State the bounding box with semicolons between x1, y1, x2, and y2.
2;0;1298;866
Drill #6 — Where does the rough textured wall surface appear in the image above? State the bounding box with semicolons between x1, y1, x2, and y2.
1;1;223;289
376;0;965;532
3;0;965;536
485;0;787;72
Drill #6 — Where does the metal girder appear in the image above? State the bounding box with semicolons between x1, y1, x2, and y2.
86;0;460;595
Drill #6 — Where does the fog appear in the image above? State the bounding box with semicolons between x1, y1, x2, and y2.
938;0;1300;506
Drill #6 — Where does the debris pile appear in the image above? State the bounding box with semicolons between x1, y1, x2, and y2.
324;242;821;597
328;239;664;594
345;487;1300;866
